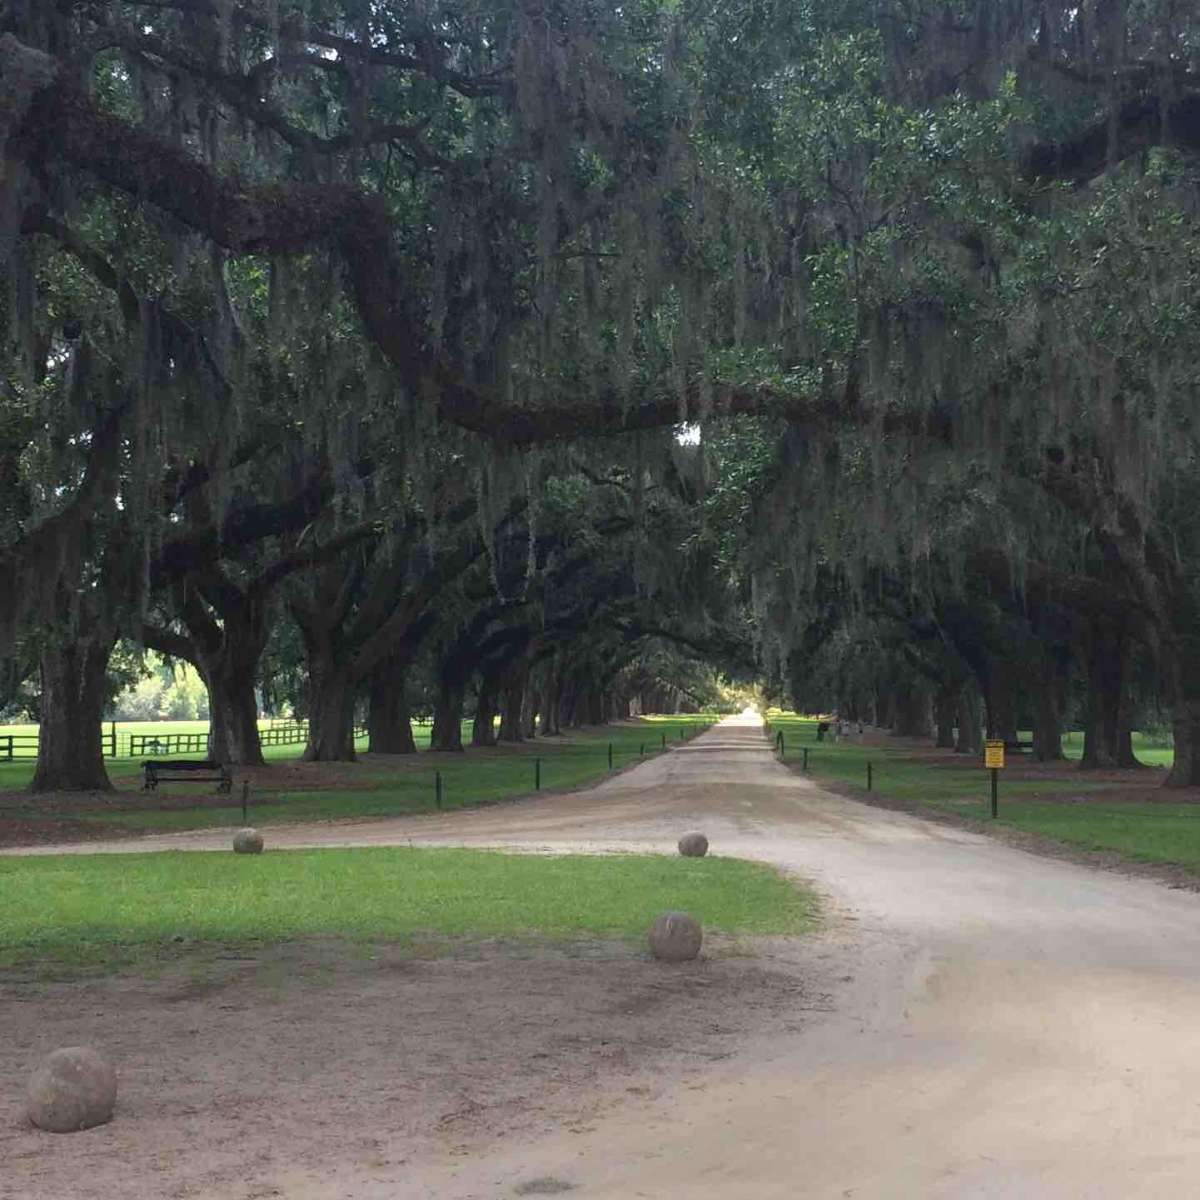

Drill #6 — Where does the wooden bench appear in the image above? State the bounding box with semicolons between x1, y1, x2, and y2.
142;759;232;794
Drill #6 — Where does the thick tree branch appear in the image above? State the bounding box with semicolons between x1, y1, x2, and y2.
120;0;512;98
1024;92;1200;184
8;36;958;447
140;622;200;665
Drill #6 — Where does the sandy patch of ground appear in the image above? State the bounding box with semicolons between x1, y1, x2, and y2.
0;935;825;1200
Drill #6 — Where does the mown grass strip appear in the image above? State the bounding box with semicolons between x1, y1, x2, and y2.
0;845;815;967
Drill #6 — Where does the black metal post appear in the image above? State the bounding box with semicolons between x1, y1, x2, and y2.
802;747;809;771
435;770;443;810
662;732;666;749
535;758;541;791
990;768;998;818
608;742;613;769
640;743;645;757
867;762;873;791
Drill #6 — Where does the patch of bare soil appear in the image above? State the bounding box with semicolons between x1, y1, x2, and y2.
0;815;139;850
0;935;823;1200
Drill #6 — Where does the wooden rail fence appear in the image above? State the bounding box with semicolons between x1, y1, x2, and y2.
0;720;369;762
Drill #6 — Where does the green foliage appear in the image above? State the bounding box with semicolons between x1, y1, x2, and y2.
109;656;210;722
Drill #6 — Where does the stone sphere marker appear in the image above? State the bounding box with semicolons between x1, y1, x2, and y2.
26;1046;117;1133
677;831;709;857
647;911;703;962
232;827;264;854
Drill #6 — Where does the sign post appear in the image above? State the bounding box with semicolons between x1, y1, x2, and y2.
984;740;1005;817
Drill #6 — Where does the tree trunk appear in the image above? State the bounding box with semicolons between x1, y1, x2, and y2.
893;680;932;739
201;656;264;766
304;650;357;762
1031;664;1064;762
471;676;499;747
1167;700;1200;788
934;686;958;749
499;667;527;743
1162;585;1200;786
522;679;538;739
430;680;466;751
539;671;562;736
558;678;582;729
984;661;1020;743
173;591;268;766
30;636;114;792
367;659;416;754
955;688;982;755
1080;625;1130;769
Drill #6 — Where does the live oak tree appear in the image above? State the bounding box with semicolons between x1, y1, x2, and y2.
4;0;1200;789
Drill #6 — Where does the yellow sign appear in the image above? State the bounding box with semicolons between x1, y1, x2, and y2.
984;740;1005;770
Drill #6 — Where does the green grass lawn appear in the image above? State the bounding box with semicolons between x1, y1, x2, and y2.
766;715;1110;804
0;844;816;968
1;716;716;835
767;713;1200;876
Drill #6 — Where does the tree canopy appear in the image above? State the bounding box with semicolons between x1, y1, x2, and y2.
2;0;1199;790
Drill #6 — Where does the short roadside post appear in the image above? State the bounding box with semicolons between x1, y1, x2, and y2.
608;742;613;770
661;732;666;750
640;743;645;757
867;762;873;791
435;769;443;810
802;747;809;771
984;740;1005;817
535;758;541;791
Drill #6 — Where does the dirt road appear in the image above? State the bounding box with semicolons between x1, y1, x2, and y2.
11;715;1200;1197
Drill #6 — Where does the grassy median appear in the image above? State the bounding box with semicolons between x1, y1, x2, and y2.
0;844;816;968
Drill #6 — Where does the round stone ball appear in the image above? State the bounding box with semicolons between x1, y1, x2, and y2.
26;1046;117;1133
232;827;264;854
677;831;709;858
647;911;703;963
